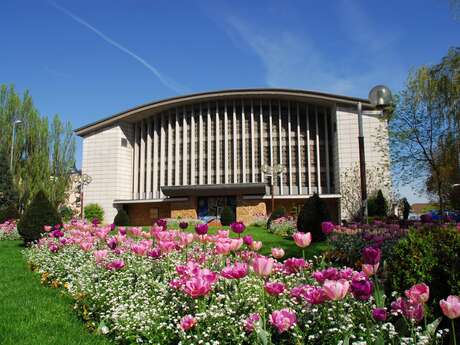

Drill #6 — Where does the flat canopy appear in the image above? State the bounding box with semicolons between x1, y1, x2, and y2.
161;183;267;197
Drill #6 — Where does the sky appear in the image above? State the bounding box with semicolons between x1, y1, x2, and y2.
1;0;459;203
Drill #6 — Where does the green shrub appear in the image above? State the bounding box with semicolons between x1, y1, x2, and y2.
17;190;61;243
0;203;20;223
297;193;331;241
268;216;296;237
266;206;286;229
386;226;460;310
368;190;388;217
114;209;130;226
84;203;104;223
220;206;235;226
59;206;74;222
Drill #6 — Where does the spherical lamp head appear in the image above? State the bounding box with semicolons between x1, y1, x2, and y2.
368;85;392;108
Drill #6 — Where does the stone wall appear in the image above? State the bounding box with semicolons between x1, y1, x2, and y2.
170;198;198;219
236;198;267;225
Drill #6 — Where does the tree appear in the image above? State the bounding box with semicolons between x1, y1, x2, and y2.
400;198;411;220
17;190;61;243
0;85;76;209
340;163;393;220
297;193;331;241
220;206;235;226
114;209;130;226
0;148;19;209
389;48;460;219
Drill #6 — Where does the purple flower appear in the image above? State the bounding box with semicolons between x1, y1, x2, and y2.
351;277;373;301
51;229;64;238
195;223;208;235
156;218;167;228
92;218;100;226
110;223;116;230
179;221;189;229
321;221;335;235
230;221;246;234
362;246;381;265
244;313;261;333
372;308;387;321
106;236;117;250
106;259;125;271
243;235;254;246
147;247;161;259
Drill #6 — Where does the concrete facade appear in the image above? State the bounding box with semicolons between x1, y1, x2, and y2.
77;89;391;224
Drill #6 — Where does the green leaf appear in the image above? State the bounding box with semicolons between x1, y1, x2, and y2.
255;328;269;345
424;317;442;340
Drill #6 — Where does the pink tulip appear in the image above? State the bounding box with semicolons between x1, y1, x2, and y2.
250;241;262;251
244;313;260;333
106;259;125;271
180;315;197;331
283;257;308;274
221;262;248;279
440;295;460;319
79;241;93;252
293;232;312;248
230;238;244;251
264;281;285;296
215;241;232;255
44;225;52;232
94;250;108;264
184;276;213;298
269;309;297;333
405;283;430;304
217;229;229;238
271;247;285;259
323;279;350;300
243;235;254;246
362;263;379;277
252;256;274;277
304;286;328;304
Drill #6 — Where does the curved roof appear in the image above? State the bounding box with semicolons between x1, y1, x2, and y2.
75;88;374;136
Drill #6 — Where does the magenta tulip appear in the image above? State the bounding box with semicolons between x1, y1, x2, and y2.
405;283;430;304
264;281;285;296
230;221;246;234
321;221;335;235
195;223;208;235
269;309;297;333
180;315;197;331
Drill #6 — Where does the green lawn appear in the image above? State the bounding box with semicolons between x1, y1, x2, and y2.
0;240;112;345
149;224;329;260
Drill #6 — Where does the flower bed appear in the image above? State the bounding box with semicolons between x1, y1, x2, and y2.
24;220;455;344
267;216;296;237
0;219;20;240
327;222;408;267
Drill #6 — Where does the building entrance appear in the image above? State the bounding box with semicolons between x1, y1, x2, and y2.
197;196;236;221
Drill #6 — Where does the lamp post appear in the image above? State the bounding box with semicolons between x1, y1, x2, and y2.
10;119;22;172
358;85;392;223
72;171;92;219
262;163;286;214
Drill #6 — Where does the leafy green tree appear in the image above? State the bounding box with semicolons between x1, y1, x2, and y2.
297;193;331;241
0;85;75;209
389;48;460;219
17;190;61;243
0;148;19;209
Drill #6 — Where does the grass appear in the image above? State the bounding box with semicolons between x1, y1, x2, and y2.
146;224;329;260
0;240;112;345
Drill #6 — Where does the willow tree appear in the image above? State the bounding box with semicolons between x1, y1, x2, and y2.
389;48;460;218
0;84;75;209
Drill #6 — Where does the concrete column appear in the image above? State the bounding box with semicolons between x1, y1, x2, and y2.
183;107;188;185
296;103;302;195
242;100;246;183
216;102;220;184
259;100;264;182
250;100;255;182
139;120;145;199
146;119;152;198
306;105;312;194
160;113;166;197
287;101;292;194
315;106;322;194
153;117;159;198
324;109;331;193
191;107;195;185
207;102;212;184
278;101;283;195
224;102;228;184
199;104;203;185
133;123;139;199
233;100;237;183
174;109;179;185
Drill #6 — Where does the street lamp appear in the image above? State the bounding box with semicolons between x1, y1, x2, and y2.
10;119;22;172
262;163;286;214
72;171;92;219
356;85;392;223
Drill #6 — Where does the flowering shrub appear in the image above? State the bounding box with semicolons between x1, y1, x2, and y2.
250;213;268;227
24;220;451;344
0;219;20;240
327;222;407;267
268;216;297;237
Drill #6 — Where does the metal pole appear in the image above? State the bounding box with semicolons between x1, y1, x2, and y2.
271;176;275;214
358;102;368;223
10;122;16;171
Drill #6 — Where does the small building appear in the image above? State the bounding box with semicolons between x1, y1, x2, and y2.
75;88;391;225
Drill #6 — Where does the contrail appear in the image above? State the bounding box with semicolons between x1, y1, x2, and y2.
49;1;185;94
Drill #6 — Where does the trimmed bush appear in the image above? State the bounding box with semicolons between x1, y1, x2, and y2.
368;190;388;217
59;206;74;222
297;193;331;241
220;206;235;226
0;203;20;223
266;206;286;229
386;226;460;310
114;209;130;226
84;203;104;223
17;190;61;243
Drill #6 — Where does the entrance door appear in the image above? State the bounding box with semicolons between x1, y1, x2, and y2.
197;196;236;219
